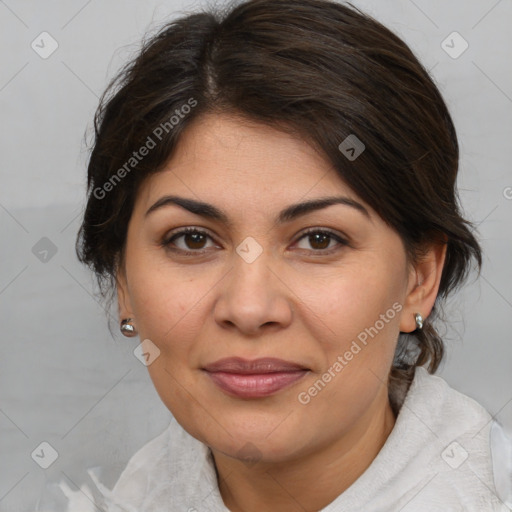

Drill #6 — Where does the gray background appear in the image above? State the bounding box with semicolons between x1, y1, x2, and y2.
1;0;511;510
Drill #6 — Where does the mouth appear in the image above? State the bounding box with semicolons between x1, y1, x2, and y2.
202;357;310;399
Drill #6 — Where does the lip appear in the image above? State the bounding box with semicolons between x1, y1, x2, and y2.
202;357;310;398
203;357;309;373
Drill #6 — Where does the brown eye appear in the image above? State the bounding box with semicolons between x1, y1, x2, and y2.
295;229;348;253
181;231;208;249
307;232;331;250
161;228;216;254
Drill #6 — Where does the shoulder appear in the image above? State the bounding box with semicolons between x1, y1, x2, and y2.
107;417;222;511
58;427;174;512
400;367;512;510
109;422;175;507
490;419;512;508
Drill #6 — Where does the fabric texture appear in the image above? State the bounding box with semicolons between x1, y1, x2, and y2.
60;366;512;511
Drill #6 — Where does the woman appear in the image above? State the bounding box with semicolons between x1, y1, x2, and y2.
70;0;512;510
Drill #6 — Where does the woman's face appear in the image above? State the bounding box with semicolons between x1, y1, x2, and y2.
117;112;421;463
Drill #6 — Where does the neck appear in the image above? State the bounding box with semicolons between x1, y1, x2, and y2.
212;386;396;512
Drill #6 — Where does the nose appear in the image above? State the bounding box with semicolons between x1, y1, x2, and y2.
213;246;293;336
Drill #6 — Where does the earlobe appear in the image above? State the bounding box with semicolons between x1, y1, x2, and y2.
399;239;447;333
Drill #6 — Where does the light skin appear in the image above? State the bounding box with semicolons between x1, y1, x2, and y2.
117;112;447;512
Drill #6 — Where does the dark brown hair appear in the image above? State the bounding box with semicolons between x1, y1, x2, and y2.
76;0;482;413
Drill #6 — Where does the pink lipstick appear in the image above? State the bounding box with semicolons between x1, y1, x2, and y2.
202;357;309;398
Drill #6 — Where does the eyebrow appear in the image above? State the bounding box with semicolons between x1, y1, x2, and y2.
145;194;370;225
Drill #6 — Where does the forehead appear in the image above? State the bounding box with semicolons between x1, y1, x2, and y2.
137;112;362;211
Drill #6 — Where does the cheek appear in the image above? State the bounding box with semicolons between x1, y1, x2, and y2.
289;269;403;423
124;225;216;337
125;263;216;427
291;267;405;411
130;269;212;349
296;264;404;344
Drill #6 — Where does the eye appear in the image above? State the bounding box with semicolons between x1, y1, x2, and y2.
161;227;217;254
160;227;349;256
294;228;348;254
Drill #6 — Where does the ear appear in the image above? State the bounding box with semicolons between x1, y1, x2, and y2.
400;238;448;333
116;262;135;321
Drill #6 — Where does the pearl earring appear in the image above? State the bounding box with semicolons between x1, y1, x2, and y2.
120;318;138;337
414;313;424;330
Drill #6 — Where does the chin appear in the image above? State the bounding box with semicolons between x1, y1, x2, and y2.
205;415;312;464
213;434;306;467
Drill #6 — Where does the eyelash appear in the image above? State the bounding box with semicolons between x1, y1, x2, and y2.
160;226;349;256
